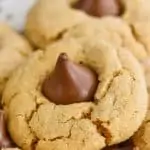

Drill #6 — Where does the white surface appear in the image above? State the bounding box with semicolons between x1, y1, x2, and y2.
0;0;37;31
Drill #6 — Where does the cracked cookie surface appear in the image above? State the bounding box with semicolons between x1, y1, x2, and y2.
132;59;150;150
2;37;148;150
0;23;32;97
121;0;150;148
24;0;150;149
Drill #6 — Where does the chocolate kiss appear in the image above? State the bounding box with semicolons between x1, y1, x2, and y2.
73;0;122;17
42;53;98;105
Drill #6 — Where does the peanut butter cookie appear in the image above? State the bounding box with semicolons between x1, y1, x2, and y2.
24;0;150;149
2;37;148;150
0;23;32;96
25;0;150;56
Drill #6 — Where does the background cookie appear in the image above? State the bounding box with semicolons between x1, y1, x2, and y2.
122;0;150;55
0;23;32;97
2;38;148;150
25;0;150;53
25;0;88;48
25;0;123;48
133;107;150;150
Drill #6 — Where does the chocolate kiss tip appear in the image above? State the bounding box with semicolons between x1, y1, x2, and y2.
42;53;98;105
58;53;68;62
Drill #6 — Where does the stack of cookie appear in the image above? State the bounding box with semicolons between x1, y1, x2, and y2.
0;0;150;150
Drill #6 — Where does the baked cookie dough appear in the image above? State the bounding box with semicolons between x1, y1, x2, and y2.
122;0;150;54
132;59;150;150
122;1;150;148
133;106;150;150
25;0;150;149
63;17;146;61
0;23;32;96
25;0;150;56
25;0;88;48
141;58;150;92
2;37;148;150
